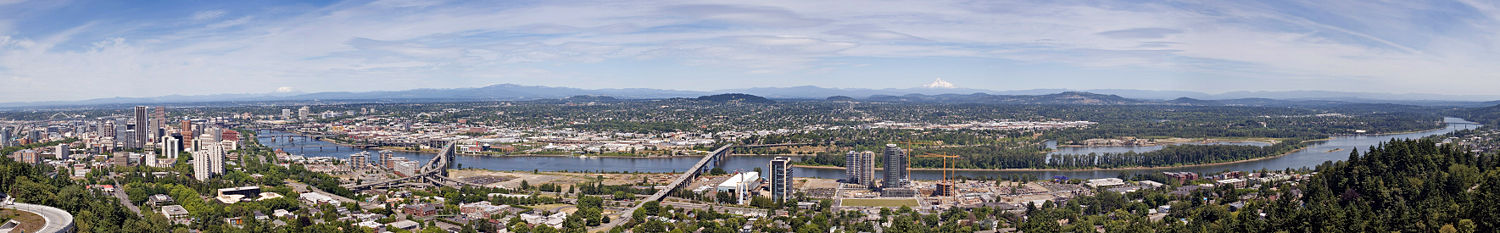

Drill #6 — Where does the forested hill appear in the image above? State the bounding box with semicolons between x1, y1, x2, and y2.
1456;104;1500;126
1271;139;1500;232
695;93;774;103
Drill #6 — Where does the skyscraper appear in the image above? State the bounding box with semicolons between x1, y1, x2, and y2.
124;127;137;150
856;151;876;188
298;106;311;119
845;150;877;187
769;157;794;202
845;151;859;183
133;106;149;149
881;144;915;197
882;144;908;188
282;109;292;119
152;106;166;139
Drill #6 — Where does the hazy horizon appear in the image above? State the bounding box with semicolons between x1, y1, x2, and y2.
3;0;1499;102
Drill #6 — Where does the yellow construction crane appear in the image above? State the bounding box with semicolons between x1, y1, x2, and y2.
916;154;961;203
893;140;961;203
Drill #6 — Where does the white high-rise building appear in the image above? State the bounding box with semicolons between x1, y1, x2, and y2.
192;137;225;181
145;151;158;168
298;106;311;119
206;143;224;175
282;109;292;119
161;135;180;158
192;149;211;181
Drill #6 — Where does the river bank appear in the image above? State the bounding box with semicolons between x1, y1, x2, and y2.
795;144;1317;172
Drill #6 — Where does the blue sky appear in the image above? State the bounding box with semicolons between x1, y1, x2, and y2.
1;0;1498;102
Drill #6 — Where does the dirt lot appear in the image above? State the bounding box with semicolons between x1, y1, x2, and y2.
448;169;678;189
841;198;919;207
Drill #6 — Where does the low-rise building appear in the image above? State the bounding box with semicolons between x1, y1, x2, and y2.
521;212;568;229
403;203;440;217
459;201;510;219
148;194;175;207
1086;178;1126;188
298;192;340;206
161;205;191;225
387;220;420;231
1216;178;1247;188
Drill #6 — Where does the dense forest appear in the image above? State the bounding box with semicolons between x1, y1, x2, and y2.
0;148;155;232
1013;139;1500;232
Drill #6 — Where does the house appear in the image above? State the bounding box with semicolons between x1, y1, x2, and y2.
224;217;244;227
272;209;295;219
403;203;440;217
161;205;192;225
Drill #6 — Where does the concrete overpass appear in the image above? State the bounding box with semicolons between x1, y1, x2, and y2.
344;141;482;191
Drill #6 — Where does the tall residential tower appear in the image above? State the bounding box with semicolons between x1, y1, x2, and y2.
881;144;915;197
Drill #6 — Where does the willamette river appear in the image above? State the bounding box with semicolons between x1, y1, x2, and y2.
255;117;1479;180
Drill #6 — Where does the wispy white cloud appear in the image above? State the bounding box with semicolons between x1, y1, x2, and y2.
0;0;1498;102
192;10;227;21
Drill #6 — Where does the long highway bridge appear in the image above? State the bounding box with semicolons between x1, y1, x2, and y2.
594;143;811;230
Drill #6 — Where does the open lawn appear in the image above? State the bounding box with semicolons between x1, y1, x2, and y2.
840;198;919;207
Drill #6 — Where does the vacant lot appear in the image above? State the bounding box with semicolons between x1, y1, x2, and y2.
841;198;919;207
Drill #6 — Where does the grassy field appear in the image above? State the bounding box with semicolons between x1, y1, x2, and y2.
841;198;919;207
0;209;46;232
526;203;575;212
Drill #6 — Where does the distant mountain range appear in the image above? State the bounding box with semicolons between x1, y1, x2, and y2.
3;83;1498;109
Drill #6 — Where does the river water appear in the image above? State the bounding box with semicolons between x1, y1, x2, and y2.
255;117;1479;180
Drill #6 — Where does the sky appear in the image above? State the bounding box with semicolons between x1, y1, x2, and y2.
1;0;1499;102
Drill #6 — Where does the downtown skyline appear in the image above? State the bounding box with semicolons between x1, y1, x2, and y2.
3;0;1499;102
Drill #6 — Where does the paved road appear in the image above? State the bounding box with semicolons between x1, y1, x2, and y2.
4;202;75;233
113;180;142;215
